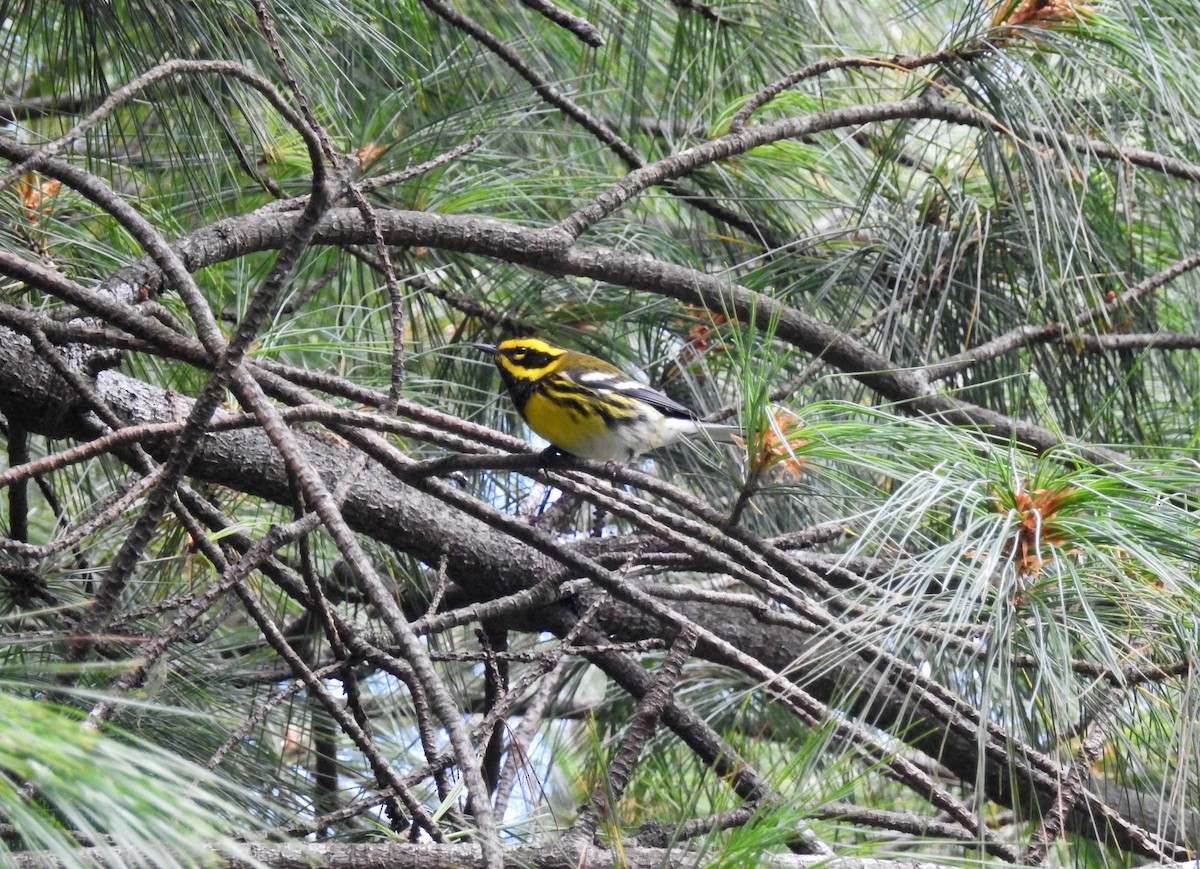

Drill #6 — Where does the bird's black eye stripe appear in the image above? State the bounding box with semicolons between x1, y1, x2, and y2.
505;348;552;368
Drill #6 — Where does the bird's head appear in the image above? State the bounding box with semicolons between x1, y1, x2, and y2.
473;337;567;384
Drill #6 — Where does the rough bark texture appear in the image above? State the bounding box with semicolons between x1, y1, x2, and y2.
0;321;1190;856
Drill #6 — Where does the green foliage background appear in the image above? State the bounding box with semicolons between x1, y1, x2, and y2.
0;1;1198;866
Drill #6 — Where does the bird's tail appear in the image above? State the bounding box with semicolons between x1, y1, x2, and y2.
695;420;742;443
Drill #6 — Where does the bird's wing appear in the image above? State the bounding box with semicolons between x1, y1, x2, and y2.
620;383;700;420
567;369;699;420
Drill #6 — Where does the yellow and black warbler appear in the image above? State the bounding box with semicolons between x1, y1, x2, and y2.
474;337;739;462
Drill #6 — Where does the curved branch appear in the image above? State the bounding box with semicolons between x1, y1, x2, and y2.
559;94;1200;239
416;0;780;246
100;204;1126;464
0;59;324;206
727;46;981;132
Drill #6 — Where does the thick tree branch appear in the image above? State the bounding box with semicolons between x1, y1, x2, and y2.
9;839;965;869
0;325;1188;859
88;205;1127;464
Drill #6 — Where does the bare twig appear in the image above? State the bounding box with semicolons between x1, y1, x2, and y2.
0;93;91;123
416;0;779;246
568;624;699;843
359;137;484;192
728;47;976;132
206;662;347;771
668;0;740;25
1058;330;1200;351
516;0;603;47
6;421;29;544
1021;689;1127;865
926;247;1200;382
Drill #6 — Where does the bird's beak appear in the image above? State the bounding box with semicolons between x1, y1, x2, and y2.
472;343;499;356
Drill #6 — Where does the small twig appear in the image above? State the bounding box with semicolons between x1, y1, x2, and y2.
635;805;758;846
0;257;212;367
106;591;196;628
347;263;533;334
517;0;604;46
258;259;341;321
359;137;484;193
252;137;484;214
0;93;91;124
477;624;509;795
428;639;666;664
667;0;740;25
723;462;767;528
0;475;157;560
206;661;346;771
1055;330;1200;352
771;520;849;549
411;573;575;637
809;800;1012;844
426;554;449;616
1020;689;1127;865
926;247;1200;382
1010;652;1189;685
728;46;981;133
568;624;698;842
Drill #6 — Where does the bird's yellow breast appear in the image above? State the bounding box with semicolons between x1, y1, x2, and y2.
521;390;611;456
